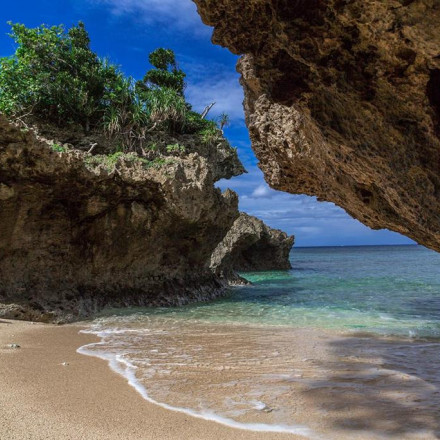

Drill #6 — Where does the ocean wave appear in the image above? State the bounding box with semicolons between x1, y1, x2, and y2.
77;327;318;438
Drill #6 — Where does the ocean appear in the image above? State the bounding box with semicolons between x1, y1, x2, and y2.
79;245;440;439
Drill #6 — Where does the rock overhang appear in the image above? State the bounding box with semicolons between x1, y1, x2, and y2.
194;0;440;251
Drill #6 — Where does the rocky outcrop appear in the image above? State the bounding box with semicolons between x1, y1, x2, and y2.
27;121;246;182
0;115;241;322
0;114;294;322
194;0;440;251
211;213;294;284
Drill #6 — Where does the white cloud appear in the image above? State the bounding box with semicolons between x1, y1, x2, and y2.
88;0;210;35
251;184;273;199
294;226;322;234
185;73;245;122
217;165;415;246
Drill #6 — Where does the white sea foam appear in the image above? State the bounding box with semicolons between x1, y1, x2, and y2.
76;245;440;440
251;401;267;411
77;328;318;439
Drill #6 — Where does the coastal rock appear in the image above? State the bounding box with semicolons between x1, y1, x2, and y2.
0;115;241;322
32;121;246;183
210;213;294;284
0;303;57;322
167;134;246;182
194;0;440;251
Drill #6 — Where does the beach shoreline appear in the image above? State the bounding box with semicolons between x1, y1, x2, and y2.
0;319;304;440
1;317;439;440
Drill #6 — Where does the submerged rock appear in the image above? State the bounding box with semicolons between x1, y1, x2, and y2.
211;213;294;284
194;0;440;251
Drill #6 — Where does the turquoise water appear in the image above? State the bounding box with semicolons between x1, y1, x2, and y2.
121;245;440;338
80;245;440;438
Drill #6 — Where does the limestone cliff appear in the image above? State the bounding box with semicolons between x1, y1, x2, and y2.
194;0;440;251
0;115;293;322
211;213;294;284
0;115;241;322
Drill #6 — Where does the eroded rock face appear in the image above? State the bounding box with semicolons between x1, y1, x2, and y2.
194;0;440;251
31;121;246;182
0;116;240;322
211;213;294;284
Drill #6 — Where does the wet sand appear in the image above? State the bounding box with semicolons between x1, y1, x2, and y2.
1;319;439;440
81;317;440;440
0;319;303;440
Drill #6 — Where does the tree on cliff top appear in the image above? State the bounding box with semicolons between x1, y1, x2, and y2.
137;48;186;96
0;22;122;132
0;21;227;152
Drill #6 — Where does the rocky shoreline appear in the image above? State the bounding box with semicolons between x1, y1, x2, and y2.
0;115;294;322
211;212;294;284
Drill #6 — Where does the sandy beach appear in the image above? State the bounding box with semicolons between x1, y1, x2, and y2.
0;319;303;440
1;318;439;440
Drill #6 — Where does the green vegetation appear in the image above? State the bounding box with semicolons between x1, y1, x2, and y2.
184;110;218;135
84;151;129;172
166;143;186;154
146;87;187;133
137;48;186;97
0;21;231;163
200;124;223;146
218;112;230;132
0;22;121;132
50;143;68;153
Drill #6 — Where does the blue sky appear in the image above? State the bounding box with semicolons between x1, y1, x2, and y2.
0;0;415;247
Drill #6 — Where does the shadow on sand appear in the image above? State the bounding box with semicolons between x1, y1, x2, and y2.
301;334;440;439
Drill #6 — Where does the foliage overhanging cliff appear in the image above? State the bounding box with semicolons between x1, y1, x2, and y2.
0;22;294;322
194;0;440;251
0;114;241;321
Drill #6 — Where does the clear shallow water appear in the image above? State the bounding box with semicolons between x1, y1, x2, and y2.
233;245;440;337
79;245;440;439
101;245;440;338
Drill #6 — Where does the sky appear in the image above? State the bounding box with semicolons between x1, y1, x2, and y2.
0;0;416;247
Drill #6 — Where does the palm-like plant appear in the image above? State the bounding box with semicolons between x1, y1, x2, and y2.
218;112;230;132
146;87;187;131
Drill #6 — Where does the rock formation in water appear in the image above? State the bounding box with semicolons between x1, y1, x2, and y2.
0;115;243;322
211;213;294;284
0;116;292;322
194;0;440;251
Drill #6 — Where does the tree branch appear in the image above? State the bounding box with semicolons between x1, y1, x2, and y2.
201;102;215;119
